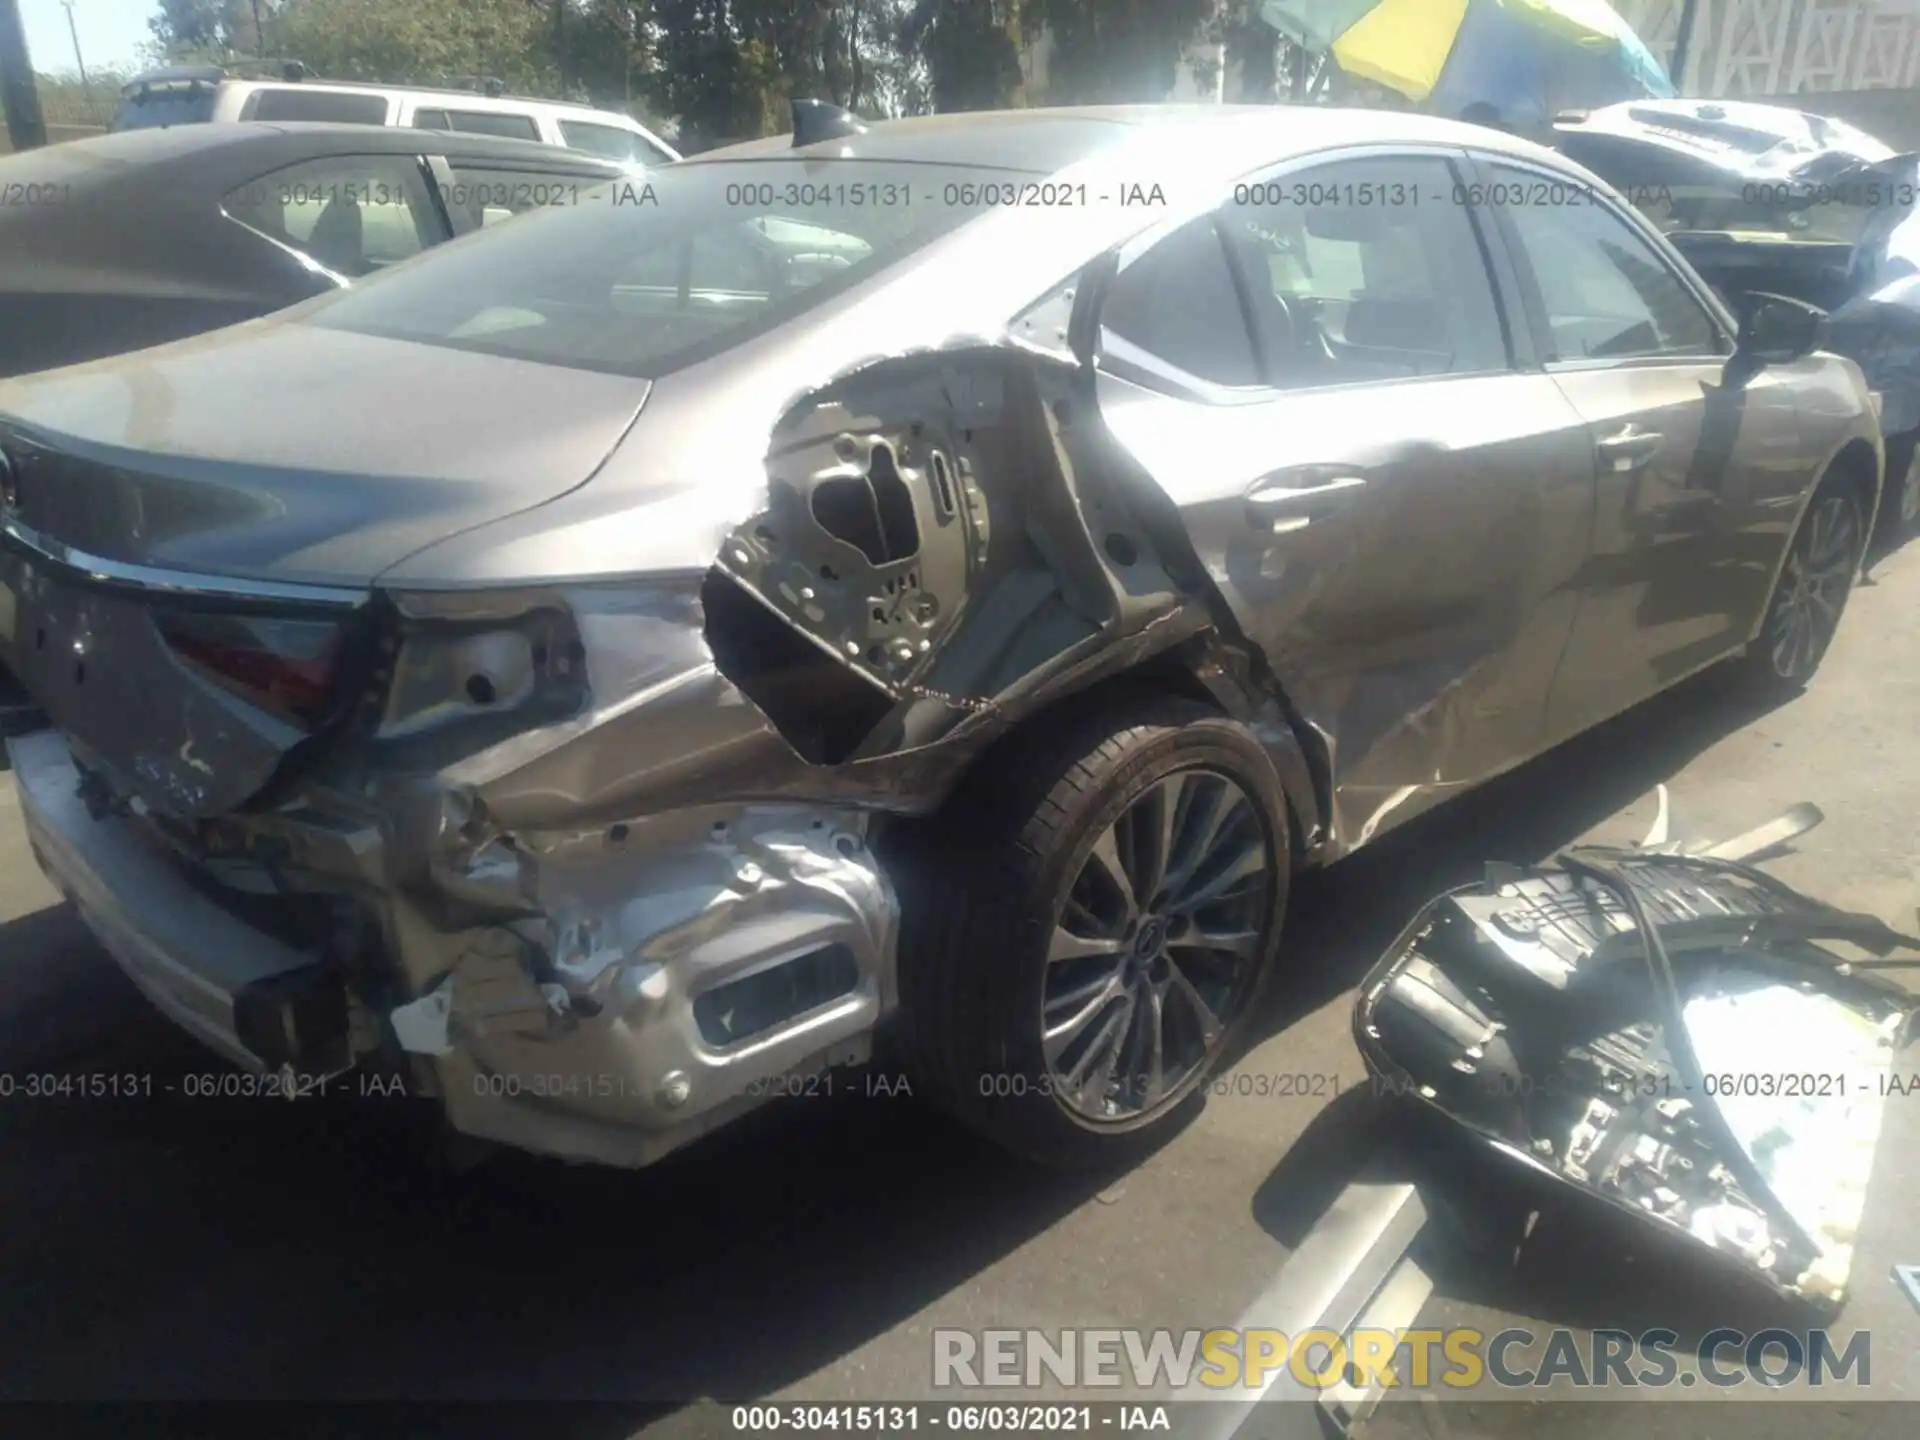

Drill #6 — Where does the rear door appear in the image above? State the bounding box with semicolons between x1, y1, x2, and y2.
1472;155;1807;740
1093;148;1599;851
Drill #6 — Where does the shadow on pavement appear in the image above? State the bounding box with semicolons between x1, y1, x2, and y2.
1239;665;1834;1355
0;663;1786;1418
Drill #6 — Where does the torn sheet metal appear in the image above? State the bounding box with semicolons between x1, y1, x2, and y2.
393;802;899;1168
709;348;1200;765
1354;805;1919;1310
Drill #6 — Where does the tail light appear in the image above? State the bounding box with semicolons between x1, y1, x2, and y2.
158;611;346;728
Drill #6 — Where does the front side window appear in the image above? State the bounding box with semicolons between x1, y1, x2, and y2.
302;160;1023;377
1217;154;1510;388
1101;215;1262;389
1491;166;1725;361
246;88;390;125
225;155;444;279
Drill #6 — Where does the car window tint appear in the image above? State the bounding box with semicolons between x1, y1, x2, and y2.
248;88;389;124
559;121;644;163
1491;168;1725;361
1217;155;1509;389
112;84;217;130
303;159;1013;378
619;215;872;297
1102;215;1261;388
443;164;600;228
634;135;676;166
226;156;444;279
436;110;541;142
412;109;452;131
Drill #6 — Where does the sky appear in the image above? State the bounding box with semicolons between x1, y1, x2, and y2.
20;0;156;76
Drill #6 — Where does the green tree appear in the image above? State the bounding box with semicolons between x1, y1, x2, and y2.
905;0;1024;113
149;0;276;60
1028;0;1213;104
645;1;789;148
271;0;565;95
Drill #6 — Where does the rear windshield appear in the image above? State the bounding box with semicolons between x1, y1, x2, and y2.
305;159;1035;377
111;84;217;131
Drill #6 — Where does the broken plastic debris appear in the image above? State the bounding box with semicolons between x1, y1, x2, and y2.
390;981;456;1057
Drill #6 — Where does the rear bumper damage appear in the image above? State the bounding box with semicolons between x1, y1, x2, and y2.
2;342;1319;1167
12;722;900;1167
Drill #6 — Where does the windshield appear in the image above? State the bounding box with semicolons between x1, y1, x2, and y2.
111;84;218;131
305;158;1033;377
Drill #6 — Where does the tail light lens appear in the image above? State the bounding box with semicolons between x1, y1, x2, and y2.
158;612;346;728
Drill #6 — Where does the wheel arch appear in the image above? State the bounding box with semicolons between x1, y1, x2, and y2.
1824;435;1882;528
1741;434;1879;657
929;643;1329;872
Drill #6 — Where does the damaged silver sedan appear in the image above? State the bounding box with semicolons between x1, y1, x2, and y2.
0;104;1886;1169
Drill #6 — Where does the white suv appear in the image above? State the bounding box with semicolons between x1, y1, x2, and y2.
113;66;680;168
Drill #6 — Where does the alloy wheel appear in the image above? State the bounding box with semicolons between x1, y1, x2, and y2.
1766;491;1862;682
1041;768;1275;1126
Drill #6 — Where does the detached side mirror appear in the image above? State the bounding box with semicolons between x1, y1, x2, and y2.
1735;291;1828;367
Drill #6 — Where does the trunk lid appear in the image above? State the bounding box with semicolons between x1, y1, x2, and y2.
0;320;651;818
0;320;652;586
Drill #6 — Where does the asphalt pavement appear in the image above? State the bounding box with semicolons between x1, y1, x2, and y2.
0;535;1916;1437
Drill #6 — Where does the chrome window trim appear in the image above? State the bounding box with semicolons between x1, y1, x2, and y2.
0;517;368;608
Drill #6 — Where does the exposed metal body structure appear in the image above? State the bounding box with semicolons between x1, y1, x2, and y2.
0;106;1883;1166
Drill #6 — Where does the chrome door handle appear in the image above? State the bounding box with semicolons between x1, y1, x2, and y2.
1595;424;1664;471
1245;470;1368;533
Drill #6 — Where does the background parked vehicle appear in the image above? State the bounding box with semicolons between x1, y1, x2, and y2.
0;121;630;380
1556;98;1920;538
0;106;1882;1175
112;64;681;168
0;121;628;721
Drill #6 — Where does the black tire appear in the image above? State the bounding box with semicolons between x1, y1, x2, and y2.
1736;475;1867;693
1877;429;1920;544
891;695;1291;1169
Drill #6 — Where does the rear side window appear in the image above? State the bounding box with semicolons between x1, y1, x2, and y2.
442;164;599;228
1217;154;1510;388
1101;216;1262;389
246;88;390;124
559;121;665;165
414;109;541;143
112;84;217;131
226;155;446;278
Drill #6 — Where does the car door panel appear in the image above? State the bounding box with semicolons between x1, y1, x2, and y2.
1541;360;1805;737
1101;369;1594;848
1472;158;1808;741
1087;147;1596;853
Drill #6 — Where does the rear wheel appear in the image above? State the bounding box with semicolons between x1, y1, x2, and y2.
1738;478;1866;692
892;696;1291;1169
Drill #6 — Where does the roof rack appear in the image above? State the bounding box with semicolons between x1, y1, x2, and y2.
121;62;528;104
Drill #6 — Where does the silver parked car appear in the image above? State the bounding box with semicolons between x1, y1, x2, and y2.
0;105;1881;1170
